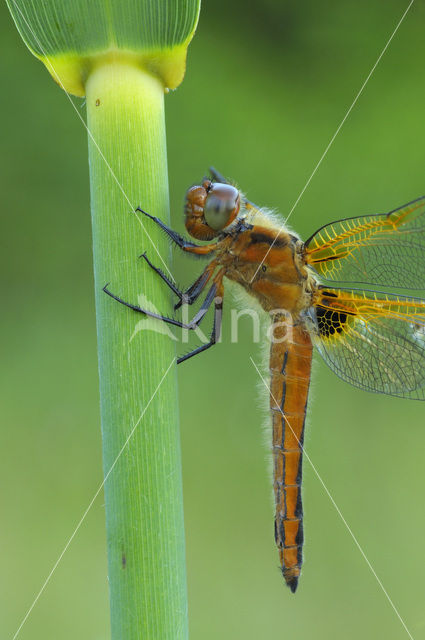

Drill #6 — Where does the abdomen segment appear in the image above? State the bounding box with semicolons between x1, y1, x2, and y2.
270;321;313;592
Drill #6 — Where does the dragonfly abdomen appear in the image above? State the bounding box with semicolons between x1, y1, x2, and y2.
270;322;313;592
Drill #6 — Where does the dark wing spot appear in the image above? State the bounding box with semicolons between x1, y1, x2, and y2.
316;305;349;338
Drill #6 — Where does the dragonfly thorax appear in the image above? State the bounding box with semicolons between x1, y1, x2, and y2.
216;219;317;317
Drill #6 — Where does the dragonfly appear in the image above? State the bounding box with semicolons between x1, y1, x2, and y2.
103;168;425;593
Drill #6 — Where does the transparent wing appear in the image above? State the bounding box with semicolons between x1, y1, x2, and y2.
305;196;425;290
308;287;425;400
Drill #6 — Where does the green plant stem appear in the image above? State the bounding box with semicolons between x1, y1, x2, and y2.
86;61;187;640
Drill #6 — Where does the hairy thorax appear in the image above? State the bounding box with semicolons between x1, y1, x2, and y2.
216;224;318;318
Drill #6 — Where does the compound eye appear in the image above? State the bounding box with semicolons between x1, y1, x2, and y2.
203;183;240;231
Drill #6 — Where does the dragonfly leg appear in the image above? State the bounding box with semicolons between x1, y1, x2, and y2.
140;251;217;311
177;271;224;364
103;280;217;331
174;260;217;310
140;252;183;299
135;207;217;256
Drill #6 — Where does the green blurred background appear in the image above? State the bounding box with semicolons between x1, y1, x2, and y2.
1;1;425;638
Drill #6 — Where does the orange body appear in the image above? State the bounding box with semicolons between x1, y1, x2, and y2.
177;182;425;589
270;323;312;591
181;186;318;590
105;173;425;592
220;227;314;591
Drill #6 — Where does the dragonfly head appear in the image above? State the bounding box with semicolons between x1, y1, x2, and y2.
185;179;240;240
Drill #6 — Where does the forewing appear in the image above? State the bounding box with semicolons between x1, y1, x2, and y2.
305;196;425;290
309;287;425;400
